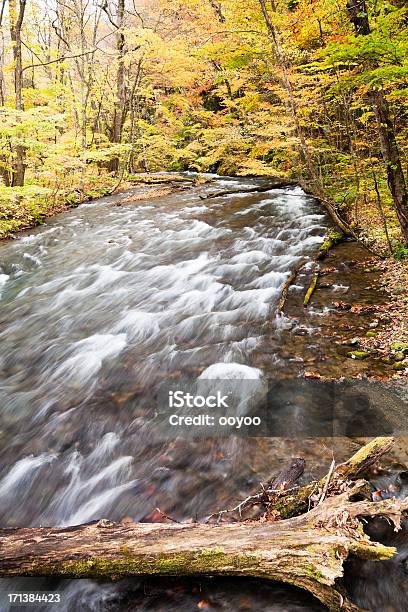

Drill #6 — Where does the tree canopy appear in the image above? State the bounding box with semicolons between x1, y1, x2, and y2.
0;0;407;250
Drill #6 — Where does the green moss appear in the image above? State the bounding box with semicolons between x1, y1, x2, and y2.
390;342;408;355
381;356;394;364
347;351;371;360
393;361;406;371
303;273;319;306
350;542;396;561
31;549;264;579
317;230;344;259
366;331;376;338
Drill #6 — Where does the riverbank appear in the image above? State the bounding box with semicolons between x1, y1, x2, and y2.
0;172;291;240
280;240;408;379
0;179;177;240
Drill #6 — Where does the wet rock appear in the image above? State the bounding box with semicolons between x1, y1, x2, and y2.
293;326;311;336
333;301;352;310
347;351;371;360
342;337;359;347
390;342;408;355
381;356;394;364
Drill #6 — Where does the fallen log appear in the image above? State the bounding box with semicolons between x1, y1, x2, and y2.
0;438;404;612
199;181;295;200
277;259;307;312
317;231;345;260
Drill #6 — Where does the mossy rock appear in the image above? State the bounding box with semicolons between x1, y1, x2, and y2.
347;351;371;360
393;362;406;371
390;342;408;355
381;356;394;364
317;231;344;260
366;331;376;338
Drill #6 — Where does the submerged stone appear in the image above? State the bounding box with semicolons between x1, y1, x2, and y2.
381;356;394;364
347;351;371;360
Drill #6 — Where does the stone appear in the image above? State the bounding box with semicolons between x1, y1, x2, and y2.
343;337;359;347
390;342;408;355
347;351;371;360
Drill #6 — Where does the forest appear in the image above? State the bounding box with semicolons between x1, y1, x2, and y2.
0;0;407;252
1;1;408;612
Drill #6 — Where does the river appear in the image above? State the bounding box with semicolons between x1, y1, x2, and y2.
0;175;407;611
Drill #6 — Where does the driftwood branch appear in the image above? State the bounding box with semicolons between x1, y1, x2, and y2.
303;272;319;306
0;438;403;612
269;437;395;519
277;258;307;312
206;457;305;522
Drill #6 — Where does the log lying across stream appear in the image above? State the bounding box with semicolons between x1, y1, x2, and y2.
1;437;406;612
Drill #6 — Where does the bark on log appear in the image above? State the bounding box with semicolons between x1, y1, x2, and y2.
268;456;305;490
1;483;406;611
277;258;307;312
0;438;403;612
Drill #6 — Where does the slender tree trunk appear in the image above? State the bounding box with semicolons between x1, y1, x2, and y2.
109;0;126;172
346;0;408;243
9;0;27;186
208;0;225;23
258;0;351;234
0;8;9;185
370;89;408;241
258;0;323;196
0;0;6;105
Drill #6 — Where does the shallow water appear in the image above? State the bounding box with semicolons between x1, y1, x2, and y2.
0;175;407;610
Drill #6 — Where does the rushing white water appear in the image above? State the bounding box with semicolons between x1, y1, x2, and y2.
0;175;331;610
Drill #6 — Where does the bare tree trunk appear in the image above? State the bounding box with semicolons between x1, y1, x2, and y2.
108;0;126;172
346;0;408;244
208;0;225;23
370;90;408;242
9;0;27;186
0;6;9;186
258;0;323;195
0;0;6;105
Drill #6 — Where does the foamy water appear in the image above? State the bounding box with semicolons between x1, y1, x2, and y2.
0;175;329;610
